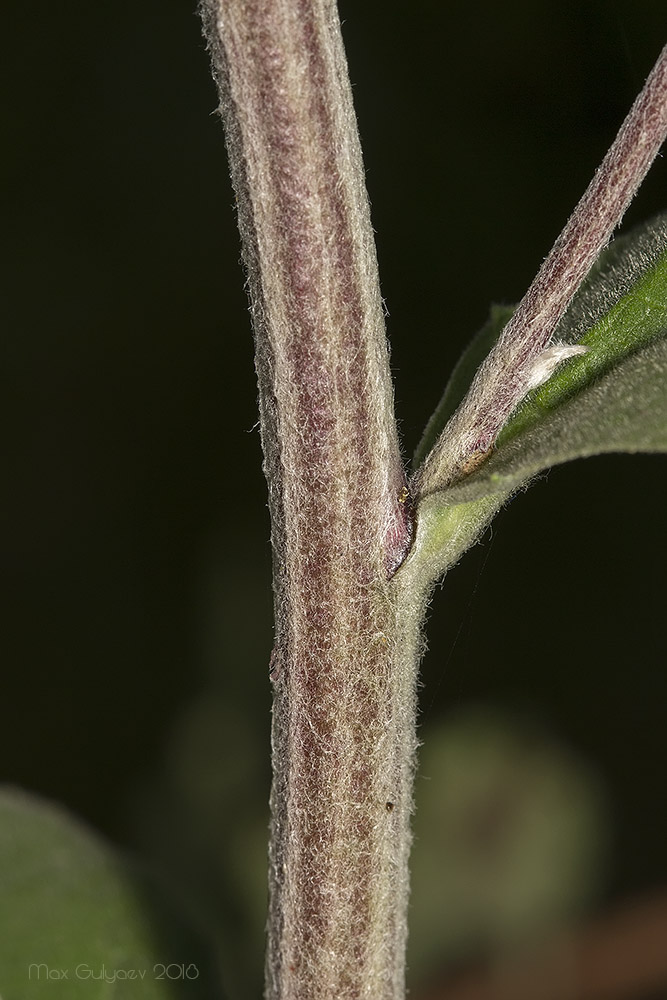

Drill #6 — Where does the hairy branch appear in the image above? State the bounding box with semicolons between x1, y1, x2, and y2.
416;42;667;495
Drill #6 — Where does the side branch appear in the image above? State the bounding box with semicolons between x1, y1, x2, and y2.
416;42;667;495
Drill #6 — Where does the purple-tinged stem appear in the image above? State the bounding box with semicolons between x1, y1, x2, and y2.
416;42;667;496
201;1;417;997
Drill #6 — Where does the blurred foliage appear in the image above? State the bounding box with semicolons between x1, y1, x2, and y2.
0;788;222;998
410;708;608;983
3;1;667;998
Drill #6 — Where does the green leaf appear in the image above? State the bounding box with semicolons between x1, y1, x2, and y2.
498;217;667;450
405;215;667;586
444;333;667;508
415;213;667;478
0;787;223;999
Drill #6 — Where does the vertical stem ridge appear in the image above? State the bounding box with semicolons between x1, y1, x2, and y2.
201;1;417;997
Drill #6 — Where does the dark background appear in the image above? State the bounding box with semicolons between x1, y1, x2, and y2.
3;0;667;996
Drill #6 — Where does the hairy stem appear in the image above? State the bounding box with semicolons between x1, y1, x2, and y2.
201;0;667;991
416;42;667;495
201;1;417;996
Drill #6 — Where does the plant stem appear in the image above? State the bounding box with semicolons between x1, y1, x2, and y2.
201;0;417;996
201;1;667;992
416;42;667;495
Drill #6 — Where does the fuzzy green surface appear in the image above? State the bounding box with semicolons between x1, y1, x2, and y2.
397;493;504;595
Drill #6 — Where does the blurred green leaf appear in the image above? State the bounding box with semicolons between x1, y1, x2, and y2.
408;708;608;983
0;787;223;999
